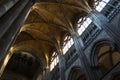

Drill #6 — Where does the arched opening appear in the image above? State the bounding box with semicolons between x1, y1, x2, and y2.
98;45;120;74
1;51;40;80
68;67;86;80
91;40;120;75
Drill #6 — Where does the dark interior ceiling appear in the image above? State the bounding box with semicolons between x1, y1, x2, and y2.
6;52;40;78
6;0;95;78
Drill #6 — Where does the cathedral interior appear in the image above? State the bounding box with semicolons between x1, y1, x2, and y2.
0;0;120;80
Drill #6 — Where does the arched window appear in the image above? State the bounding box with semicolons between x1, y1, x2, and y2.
91;40;120;75
63;36;74;54
50;52;59;71
68;67;86;80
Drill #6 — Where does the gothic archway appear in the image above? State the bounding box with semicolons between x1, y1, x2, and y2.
1;51;41;80
68;67;86;80
91;40;120;75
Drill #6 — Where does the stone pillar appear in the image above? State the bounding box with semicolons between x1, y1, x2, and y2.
0;0;19;17
89;11;120;79
89;11;120;49
0;51;13;77
0;0;34;62
42;69;46;80
72;34;96;80
58;54;65;80
42;66;50;80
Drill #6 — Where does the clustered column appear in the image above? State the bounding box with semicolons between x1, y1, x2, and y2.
71;32;96;80
89;10;120;50
0;0;34;62
58;54;66;80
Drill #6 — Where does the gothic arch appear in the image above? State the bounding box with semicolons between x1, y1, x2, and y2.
90;39;114;66
68;67;87;80
90;39;120;75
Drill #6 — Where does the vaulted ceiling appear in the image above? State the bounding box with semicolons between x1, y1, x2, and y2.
7;0;95;78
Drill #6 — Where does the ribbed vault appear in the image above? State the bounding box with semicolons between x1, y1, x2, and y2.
9;0;95;78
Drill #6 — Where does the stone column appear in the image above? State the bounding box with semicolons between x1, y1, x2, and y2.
44;67;50;80
0;51;13;77
58;54;66;80
72;33;96;80
89;11;120;49
0;0;19;17
0;0;34;62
